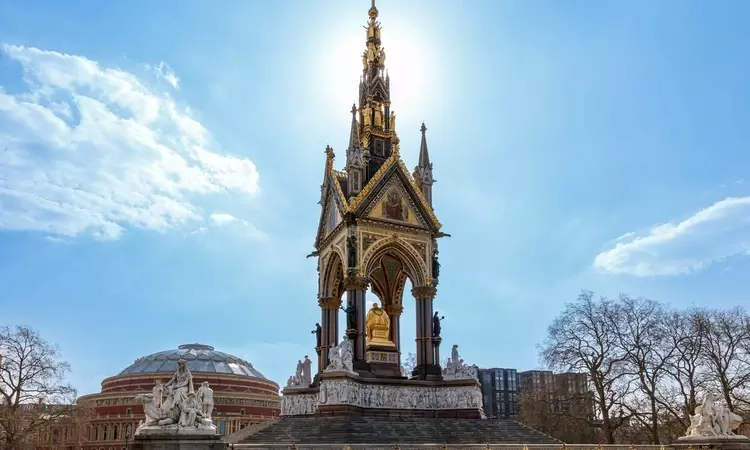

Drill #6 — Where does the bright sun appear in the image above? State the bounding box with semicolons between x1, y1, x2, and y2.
314;7;435;122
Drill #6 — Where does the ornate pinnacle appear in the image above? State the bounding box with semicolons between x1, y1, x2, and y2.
369;0;378;19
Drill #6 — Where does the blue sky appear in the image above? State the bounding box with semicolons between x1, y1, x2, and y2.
1;0;749;397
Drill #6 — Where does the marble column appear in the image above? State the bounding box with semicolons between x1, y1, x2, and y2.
317;296;340;373
412;285;437;379
344;275;369;363
384;304;403;364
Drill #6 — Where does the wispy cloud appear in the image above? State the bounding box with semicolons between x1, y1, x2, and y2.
45;236;71;244
154;61;180;89
594;196;750;276
210;212;241;226
0;44;259;241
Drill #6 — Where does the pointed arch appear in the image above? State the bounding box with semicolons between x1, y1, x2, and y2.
360;235;429;288
320;249;346;299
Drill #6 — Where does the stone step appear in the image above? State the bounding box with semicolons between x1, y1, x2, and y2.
236;417;561;445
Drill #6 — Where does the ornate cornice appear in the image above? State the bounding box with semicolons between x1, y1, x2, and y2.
357;219;432;238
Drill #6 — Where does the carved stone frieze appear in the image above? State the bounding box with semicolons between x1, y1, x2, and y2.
358;219;430;238
281;392;318;416
365;350;399;364
318;378;484;412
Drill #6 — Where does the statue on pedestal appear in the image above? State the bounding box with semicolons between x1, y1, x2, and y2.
443;344;478;380
362;103;372;127
366;303;395;348
303;355;312;385
133;359;216;436
311;323;322;349
324;336;354;373
341;303;356;331
683;392;746;439
432;312;444;338
373;102;384;128
347;235;357;268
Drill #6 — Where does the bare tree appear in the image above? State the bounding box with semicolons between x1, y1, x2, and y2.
0;325;77;450
539;291;636;444
694;307;750;412
611;295;676;444
656;308;707;437
401;352;416;375
518;377;598;443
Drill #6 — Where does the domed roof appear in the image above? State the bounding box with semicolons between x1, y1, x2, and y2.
118;344;266;379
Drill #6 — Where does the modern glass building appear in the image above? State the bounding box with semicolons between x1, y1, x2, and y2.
477;367;519;419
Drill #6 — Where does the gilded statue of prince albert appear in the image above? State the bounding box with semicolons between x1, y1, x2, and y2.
365;302;396;348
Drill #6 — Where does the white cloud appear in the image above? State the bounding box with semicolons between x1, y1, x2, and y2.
45;236;71;244
0;44;260;241
208;212;268;240
594;196;750;276
154;61;180;89
210;212;241;226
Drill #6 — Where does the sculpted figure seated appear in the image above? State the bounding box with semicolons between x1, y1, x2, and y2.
365;303;395;348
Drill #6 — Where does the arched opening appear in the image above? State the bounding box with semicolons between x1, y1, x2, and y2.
319;250;346;373
361;239;429;376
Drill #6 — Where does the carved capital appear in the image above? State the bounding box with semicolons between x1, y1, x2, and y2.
318;296;341;310
411;286;437;301
317;296;332;308
384;304;403;316
344;276;369;291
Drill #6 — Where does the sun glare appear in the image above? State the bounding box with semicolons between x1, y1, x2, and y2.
315;8;436;122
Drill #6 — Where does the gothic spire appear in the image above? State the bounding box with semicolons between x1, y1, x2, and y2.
413;123;435;206
347;103;361;153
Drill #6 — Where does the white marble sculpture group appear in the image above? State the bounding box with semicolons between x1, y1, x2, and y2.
133;359;216;436
286;355;313;388
324;335;355;373
443;344;479;380
682;392;746;440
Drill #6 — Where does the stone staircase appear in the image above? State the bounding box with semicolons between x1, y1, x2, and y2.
234;417;561;445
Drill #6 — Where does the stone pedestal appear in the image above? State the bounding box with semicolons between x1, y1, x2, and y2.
365;346;401;378
131;433;224;450
673;436;750;450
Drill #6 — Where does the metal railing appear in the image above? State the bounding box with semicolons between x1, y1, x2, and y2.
228;445;667;450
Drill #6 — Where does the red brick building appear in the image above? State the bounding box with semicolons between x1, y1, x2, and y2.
76;343;280;449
